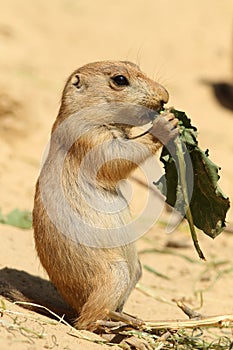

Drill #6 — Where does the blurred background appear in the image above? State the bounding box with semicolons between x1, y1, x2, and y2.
0;0;232;222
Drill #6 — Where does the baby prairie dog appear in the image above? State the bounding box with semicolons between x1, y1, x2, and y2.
33;61;178;330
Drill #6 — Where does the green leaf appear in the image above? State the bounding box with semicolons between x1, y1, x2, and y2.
0;208;32;229
155;109;230;239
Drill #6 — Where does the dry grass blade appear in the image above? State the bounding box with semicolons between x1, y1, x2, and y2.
175;299;203;319
144;314;233;330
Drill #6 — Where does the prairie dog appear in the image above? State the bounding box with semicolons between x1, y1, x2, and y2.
33;61;178;330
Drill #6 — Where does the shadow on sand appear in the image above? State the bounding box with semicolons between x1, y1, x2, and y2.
0;267;76;322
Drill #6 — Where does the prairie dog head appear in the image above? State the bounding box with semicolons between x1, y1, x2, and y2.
56;61;169;128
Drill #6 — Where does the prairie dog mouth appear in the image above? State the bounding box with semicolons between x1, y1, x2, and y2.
128;108;166;140
106;104;164;131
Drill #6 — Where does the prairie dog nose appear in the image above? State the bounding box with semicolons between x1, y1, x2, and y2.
156;83;169;105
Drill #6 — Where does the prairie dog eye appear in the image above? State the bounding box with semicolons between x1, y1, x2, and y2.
111;75;129;87
71;74;81;88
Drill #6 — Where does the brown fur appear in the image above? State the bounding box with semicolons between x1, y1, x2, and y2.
33;61;178;330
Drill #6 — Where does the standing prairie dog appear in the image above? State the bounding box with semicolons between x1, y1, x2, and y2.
33;61;178;330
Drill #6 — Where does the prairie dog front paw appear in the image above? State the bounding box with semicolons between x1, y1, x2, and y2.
151;111;179;145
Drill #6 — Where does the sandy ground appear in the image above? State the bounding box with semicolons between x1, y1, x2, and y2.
0;0;233;349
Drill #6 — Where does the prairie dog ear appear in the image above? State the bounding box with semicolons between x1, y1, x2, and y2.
71;74;82;88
